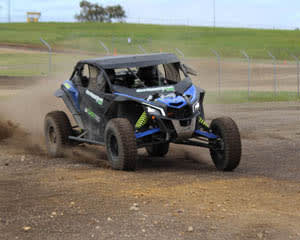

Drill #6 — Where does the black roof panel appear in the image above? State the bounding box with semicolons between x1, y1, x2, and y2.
79;53;180;69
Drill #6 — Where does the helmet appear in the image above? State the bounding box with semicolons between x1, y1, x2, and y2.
137;66;158;86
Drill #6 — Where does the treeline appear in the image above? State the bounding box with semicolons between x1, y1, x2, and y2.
75;0;126;22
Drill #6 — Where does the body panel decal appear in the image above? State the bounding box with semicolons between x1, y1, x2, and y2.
84;108;101;122
85;89;104;105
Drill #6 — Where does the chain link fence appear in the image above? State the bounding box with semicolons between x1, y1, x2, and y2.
1;39;300;100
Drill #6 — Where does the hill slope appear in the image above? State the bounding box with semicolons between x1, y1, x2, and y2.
0;22;299;59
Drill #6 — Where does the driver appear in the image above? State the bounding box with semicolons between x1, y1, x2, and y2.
105;69;116;83
137;66;158;87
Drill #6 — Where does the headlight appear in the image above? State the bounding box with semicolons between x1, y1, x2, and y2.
146;106;162;116
193;102;200;112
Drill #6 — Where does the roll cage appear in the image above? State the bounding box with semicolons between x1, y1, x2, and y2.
68;53;192;95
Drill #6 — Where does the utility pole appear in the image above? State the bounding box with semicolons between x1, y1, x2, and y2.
8;0;11;23
213;0;216;29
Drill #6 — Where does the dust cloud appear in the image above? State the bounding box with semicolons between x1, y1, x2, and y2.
0;76;65;154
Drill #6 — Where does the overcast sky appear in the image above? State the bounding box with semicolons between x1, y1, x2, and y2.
0;0;299;29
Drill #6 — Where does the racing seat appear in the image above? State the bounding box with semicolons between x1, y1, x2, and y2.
81;76;89;88
72;74;89;88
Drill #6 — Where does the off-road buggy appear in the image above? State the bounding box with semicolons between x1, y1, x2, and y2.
44;53;241;171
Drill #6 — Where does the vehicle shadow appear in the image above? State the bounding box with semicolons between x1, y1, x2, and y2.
137;155;214;173
62;144;248;178
62;144;216;173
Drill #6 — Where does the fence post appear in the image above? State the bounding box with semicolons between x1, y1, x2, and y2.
138;45;147;54
211;49;221;96
149;37;152;53
175;48;185;61
241;50;251;98
99;40;110;55
291;54;300;97
40;38;52;75
267;50;277;95
111;34;115;54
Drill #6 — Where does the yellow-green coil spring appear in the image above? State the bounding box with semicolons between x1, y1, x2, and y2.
135;111;148;129
198;117;209;128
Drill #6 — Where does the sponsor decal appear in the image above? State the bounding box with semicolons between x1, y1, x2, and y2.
136;86;175;93
84;108;101;122
64;83;71;89
85;90;103;105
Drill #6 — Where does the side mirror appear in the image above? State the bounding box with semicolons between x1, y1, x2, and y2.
182;64;198;76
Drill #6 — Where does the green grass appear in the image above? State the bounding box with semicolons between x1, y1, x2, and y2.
0;52;92;76
1;22;300;59
0;53;48;76
206;91;300;104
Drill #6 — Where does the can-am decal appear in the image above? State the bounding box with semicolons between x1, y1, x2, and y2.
136;86;175;93
64;82;71;89
84;108;101;122
85;90;103;105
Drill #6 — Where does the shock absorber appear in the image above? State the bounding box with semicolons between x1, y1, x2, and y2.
198;116;209;129
135;111;148;129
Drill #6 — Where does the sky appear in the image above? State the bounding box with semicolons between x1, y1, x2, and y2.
0;0;299;29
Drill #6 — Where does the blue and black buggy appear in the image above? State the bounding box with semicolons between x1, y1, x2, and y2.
44;53;241;171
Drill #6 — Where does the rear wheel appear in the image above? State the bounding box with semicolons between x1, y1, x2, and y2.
146;143;169;157
105;118;137;171
209;117;241;171
44;111;73;158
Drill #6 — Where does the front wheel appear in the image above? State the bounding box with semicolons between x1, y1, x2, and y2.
104;118;137;171
209;117;241;171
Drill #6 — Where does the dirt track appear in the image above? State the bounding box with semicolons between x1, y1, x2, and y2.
0;75;299;240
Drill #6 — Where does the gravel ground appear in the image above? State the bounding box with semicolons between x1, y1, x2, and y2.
0;101;300;240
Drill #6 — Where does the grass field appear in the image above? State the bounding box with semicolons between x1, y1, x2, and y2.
2;22;300;103
0;52;92;76
1;22;300;59
206;91;300;104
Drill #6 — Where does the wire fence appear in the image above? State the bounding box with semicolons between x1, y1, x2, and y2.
1;38;300;99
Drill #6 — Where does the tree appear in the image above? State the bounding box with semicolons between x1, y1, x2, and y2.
75;1;108;22
106;5;126;22
75;1;126;23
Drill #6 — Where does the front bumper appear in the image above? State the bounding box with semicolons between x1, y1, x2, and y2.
154;112;200;140
135;112;217;144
